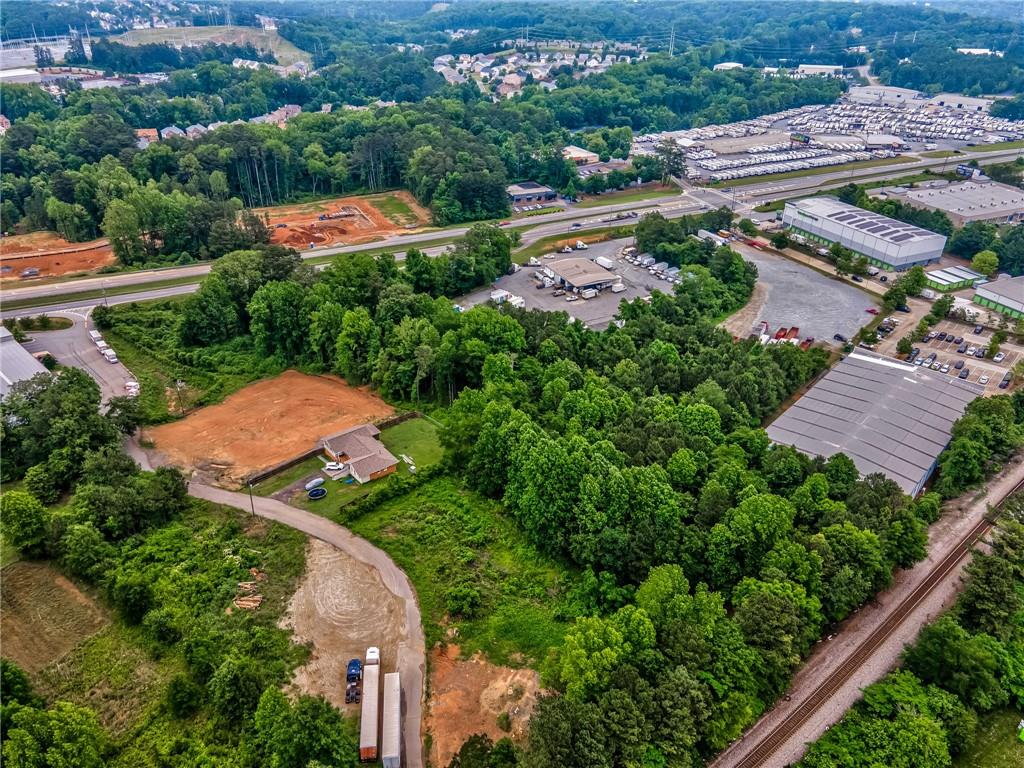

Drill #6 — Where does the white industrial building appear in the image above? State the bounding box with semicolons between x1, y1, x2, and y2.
894;181;1024;227
973;275;1024;319
782;197;947;271
0;326;48;398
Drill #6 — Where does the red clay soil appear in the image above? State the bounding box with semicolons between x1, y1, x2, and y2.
0;231;114;280
144;370;395;485
426;644;541;767
256;192;429;249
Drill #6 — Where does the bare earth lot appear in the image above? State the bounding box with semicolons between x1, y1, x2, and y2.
0;232;115;281
258;192;430;250
427;644;540;767
0;562;108;672
280;539;407;711
145;371;394;485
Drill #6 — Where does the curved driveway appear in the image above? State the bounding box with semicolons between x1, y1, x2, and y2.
189;482;426;768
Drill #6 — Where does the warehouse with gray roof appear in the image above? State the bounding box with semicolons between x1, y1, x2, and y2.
896;180;1024;227
766;351;981;495
0;326;48;399
782;197;947;271
973;274;1024;319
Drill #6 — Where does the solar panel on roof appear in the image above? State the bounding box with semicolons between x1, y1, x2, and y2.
832;212;858;222
890;233;914;242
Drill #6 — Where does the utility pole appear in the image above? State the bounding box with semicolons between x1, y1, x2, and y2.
668;24;675;57
247;482;256;517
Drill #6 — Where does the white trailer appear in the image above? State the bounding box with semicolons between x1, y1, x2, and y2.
381;672;401;768
359;647;381;762
594;256;615;270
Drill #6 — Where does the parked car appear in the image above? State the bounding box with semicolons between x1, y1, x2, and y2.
937;332;947;341
973;324;984;334
959;368;970;379
993;352;1006;363
967;346;977;355
954;360;965;370
565;294;578;302
895;305;911;313
954;336;963;344
833;334;847;342
975;348;986;358
324;462;345;472
851;275;863;283
931;361;942;370
865;307;879;315
940;364;950;373
957;343;968;353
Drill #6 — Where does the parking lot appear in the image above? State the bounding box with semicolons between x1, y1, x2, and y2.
903;318;1018;393
461;238;655;329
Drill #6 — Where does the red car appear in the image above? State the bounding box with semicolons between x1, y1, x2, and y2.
865;308;879;315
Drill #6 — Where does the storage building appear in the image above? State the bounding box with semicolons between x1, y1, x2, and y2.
898;181;1024;227
0;326;48;399
973;274;1024;319
924;265;985;292
562;145;600;166
549;258;619;290
766;351;981;495
782;197;947;271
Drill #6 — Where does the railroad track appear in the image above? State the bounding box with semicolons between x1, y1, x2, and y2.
726;471;1024;768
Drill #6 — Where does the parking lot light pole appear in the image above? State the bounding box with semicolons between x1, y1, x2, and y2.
247;482;256;517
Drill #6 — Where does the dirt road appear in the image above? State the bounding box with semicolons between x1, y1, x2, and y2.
712;456;1024;768
188;482;425;768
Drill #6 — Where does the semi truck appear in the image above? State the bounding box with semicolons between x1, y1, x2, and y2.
359;647;381;762
381;672;401;768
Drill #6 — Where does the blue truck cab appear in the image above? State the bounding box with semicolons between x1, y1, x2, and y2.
346;658;363;683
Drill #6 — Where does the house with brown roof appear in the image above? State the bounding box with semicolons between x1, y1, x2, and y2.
134;127;158;148
319;424;398;484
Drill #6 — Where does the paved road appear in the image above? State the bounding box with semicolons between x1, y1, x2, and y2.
711;457;1024;768
19;309;136;401
189;482;426;768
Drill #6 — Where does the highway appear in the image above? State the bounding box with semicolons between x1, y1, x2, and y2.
3;145;1021;316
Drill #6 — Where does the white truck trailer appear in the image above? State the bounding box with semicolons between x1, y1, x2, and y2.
381;672;401;768
359;647;381;762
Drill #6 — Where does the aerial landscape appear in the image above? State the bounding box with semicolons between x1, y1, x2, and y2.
1;0;1024;766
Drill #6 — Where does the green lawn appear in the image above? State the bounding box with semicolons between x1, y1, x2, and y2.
712;155;917;188
954;709;1024;768
348;476;577;666
575;185;676;208
965;139;1024;152
257;417;444;512
366;193;419;226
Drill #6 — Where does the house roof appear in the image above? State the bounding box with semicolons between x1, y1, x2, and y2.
319;424;398;478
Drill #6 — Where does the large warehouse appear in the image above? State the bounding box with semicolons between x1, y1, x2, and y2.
766;351;981;495
973;274;1024;318
0;327;48;399
782;197;947;271
896;181;1024;226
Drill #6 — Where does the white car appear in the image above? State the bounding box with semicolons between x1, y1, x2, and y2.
979;375;990;385
993;352;1006;363
324;462;346;472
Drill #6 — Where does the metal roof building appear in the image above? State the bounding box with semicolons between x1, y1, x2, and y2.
925;265;985;292
782;197;947;271
899;181;1024;227
0;326;48;399
973;274;1024;319
766;352;981;495
547;257;619;290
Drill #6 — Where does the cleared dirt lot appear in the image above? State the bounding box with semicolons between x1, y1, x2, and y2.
144;371;394;485
0;232;114;281
280;539;407;710
427;644;540;767
258;192;430;250
0;562;109;672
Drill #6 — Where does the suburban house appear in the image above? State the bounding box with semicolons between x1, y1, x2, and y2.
134;127;158;148
319;424;399;484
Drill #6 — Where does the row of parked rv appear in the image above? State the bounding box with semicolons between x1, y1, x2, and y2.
697;147;832;171
706;150;879;181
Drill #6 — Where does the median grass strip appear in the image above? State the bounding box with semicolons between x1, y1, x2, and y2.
1;274;203;312
964;139;1024;152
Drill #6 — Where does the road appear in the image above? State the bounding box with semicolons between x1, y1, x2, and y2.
188;482;426;768
712;458;1024;768
7;144;1021;315
19;308;136;401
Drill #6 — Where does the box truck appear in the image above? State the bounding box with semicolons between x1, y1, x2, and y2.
611;283;626;293
381;672;401;768
581;288;598;299
359;647;381;762
595;256;614;270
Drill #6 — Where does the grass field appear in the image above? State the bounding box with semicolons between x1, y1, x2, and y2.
954;709;1024;768
575;185;675;208
713;155;917;188
349;476;576;665
116;25;309;66
965;139;1024;153
921;149;962;158
365;193;419;227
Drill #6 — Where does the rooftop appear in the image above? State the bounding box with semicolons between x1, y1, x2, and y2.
766;351;981;494
925;265;985;287
976;274;1024;304
0;327;49;398
787;197;946;247
319;423;397;479
549;257;614;287
902;181;1024;219
507;181;554;195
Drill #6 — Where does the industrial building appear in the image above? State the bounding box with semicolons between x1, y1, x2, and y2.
924;265;985;292
547;258;619;290
0;327;48;399
973;274;1024;319
713;62;744;71
893;181;1024;227
562;145;600;166
782;197;947;271
506;181;556;205
766;351;981;495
